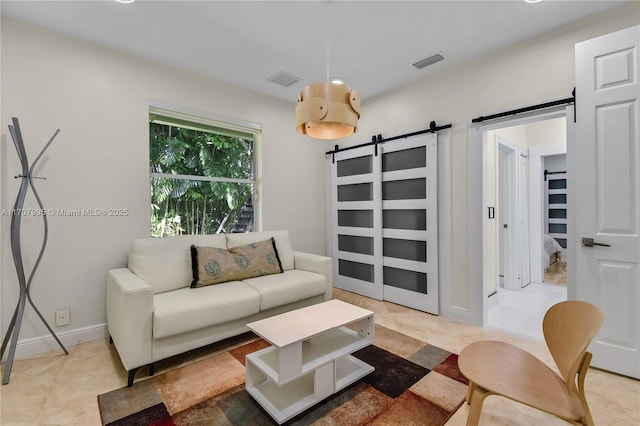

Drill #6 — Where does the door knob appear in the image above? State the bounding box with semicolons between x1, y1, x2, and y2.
582;237;611;248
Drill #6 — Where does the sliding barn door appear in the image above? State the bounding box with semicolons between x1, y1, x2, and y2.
331;145;383;300
381;133;439;313
331;133;439;314
545;171;568;253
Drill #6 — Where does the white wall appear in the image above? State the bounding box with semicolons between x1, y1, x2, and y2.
1;17;328;343
544;154;567;172
528;118;568;148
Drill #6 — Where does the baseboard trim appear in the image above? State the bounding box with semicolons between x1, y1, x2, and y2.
1;323;108;361
445;305;469;323
487;291;499;310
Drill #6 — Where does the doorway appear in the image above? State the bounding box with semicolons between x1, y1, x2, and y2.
484;115;568;340
466;26;639;377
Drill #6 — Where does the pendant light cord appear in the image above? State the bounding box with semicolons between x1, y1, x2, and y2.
326;0;330;83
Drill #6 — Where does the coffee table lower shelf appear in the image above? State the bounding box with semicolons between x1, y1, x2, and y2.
246;354;374;424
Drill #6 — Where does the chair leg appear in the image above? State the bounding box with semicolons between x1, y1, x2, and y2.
466;385;490;426
577;352;595;426
466;381;477;404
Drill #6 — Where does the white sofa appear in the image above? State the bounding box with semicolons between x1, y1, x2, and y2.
106;230;332;386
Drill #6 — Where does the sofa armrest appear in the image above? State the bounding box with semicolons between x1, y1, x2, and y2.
106;268;154;371
293;251;333;301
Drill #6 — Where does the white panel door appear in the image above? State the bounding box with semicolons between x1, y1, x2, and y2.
518;153;531;287
573;25;639;378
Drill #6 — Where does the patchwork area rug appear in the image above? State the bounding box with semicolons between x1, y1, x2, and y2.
98;326;468;425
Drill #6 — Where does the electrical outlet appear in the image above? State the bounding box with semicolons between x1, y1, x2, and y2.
55;309;70;326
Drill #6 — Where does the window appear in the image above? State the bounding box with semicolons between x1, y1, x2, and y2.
149;104;260;237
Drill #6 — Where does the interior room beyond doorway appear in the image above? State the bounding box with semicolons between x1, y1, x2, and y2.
485;116;568;340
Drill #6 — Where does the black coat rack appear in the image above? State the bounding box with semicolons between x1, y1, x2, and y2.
1;118;68;385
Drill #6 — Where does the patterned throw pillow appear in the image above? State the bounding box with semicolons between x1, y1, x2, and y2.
190;237;283;288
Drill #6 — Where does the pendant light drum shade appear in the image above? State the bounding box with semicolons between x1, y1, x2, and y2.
296;82;361;139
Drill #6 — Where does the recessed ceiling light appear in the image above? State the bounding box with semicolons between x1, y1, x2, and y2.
524;0;543;3
115;0;135;3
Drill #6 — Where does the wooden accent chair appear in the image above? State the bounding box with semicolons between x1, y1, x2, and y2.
458;301;604;426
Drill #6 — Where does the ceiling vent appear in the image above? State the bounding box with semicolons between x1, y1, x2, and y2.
268;71;301;87
412;53;445;70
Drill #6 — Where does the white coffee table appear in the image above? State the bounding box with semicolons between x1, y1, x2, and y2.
245;299;375;424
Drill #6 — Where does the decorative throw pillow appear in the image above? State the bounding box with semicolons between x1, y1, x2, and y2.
190;237;283;288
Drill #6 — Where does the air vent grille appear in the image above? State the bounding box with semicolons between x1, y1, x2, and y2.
412;53;445;70
268;71;301;87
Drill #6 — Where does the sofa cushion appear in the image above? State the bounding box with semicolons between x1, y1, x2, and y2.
190;238;283;288
129;234;227;294
226;230;294;271
153;281;260;338
242;269;326;311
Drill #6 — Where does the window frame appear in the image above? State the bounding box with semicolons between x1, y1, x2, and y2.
149;100;262;235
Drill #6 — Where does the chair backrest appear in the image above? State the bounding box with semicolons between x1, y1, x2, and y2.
543;300;604;390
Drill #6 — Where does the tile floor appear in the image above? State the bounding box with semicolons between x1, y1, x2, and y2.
1;288;638;426
488;282;567;340
488;263;567;341
543;261;567;285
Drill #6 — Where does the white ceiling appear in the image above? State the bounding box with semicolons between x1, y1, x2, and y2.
1;0;632;103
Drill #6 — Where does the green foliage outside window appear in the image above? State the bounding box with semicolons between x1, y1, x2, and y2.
150;122;254;237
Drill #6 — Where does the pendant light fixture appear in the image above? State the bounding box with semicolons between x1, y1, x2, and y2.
295;1;360;139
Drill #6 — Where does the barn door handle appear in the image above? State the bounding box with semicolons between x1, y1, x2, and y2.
582;237;611;248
